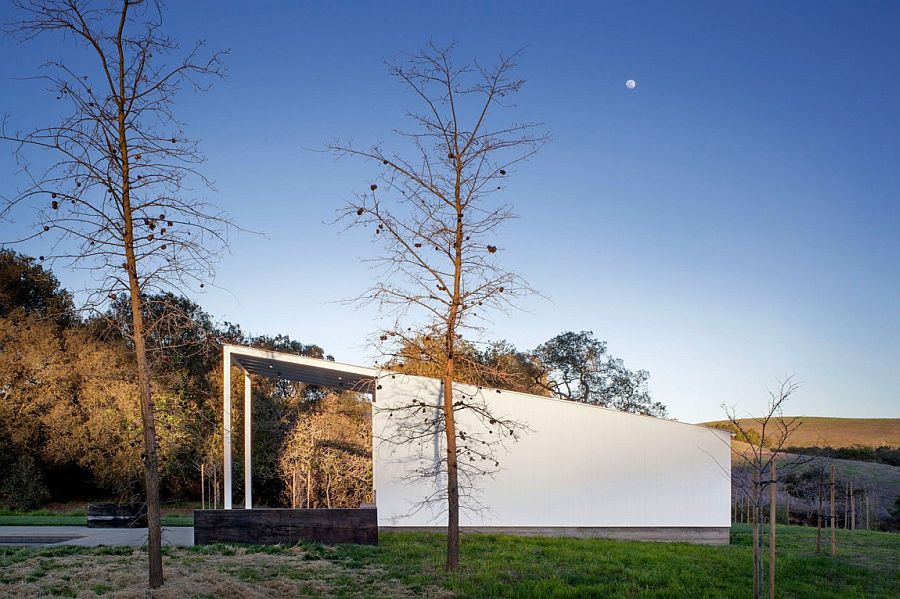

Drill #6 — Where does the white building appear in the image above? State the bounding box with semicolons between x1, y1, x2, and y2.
222;344;732;544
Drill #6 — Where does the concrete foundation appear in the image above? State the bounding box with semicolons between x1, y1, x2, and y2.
378;526;730;545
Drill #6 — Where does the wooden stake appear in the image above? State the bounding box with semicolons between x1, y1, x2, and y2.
816;476;822;553
201;463;205;510
769;461;776;599
753;469;760;599
830;465;836;556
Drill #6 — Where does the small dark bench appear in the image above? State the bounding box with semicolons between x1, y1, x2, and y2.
87;503;148;528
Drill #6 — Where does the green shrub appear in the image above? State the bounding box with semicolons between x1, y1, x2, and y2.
708;422;763;445
0;455;50;511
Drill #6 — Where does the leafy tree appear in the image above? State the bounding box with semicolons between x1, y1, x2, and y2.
0;311;69;509
886;496;900;531
709;421;763;446
388;333;492;384
477;340;548;395
279;392;372;509
247;334;326;359
0;249;74;322
532;331;667;417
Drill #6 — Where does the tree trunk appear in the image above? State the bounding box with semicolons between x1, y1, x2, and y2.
442;149;466;573
114;1;162;587
443;367;460;571
769;461;776;599
129;288;164;588
850;481;855;530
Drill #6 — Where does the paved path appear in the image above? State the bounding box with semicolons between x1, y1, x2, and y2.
0;526;193;547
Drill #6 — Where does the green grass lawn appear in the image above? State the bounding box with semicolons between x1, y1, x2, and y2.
0;525;897;598
0;509;193;527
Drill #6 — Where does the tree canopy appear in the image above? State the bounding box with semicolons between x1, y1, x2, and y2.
533;331;667;417
0;249;74;322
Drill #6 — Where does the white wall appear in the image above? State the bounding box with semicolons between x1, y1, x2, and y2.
373;373;732;528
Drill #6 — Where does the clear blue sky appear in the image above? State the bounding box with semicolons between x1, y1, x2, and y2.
1;1;898;423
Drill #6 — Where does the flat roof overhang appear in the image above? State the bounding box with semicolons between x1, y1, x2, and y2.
222;344;379;510
224;343;377;392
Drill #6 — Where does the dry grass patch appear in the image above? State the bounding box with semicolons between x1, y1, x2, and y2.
0;545;448;598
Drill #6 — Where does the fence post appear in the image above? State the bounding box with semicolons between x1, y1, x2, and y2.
830;464;836;556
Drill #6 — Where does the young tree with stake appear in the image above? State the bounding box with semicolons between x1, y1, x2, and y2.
2;0;229;588
722;377;803;599
330;43;547;570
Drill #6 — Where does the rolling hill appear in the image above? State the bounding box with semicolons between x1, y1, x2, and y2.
700;417;900;449
701;417;900;526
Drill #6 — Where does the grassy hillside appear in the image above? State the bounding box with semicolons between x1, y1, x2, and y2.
701;417;900;448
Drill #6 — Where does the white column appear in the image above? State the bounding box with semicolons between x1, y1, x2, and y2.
223;347;232;509
244;372;252;509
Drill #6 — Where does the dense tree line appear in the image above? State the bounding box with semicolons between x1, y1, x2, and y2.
0;249;352;509
1;250;666;510
784;446;900;468
392;331;667;417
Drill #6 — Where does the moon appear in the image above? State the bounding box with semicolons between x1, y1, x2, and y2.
626;79;636;89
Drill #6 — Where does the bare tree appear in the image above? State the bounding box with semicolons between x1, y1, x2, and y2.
2;0;228;588
329;42;547;570
722;377;803;599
